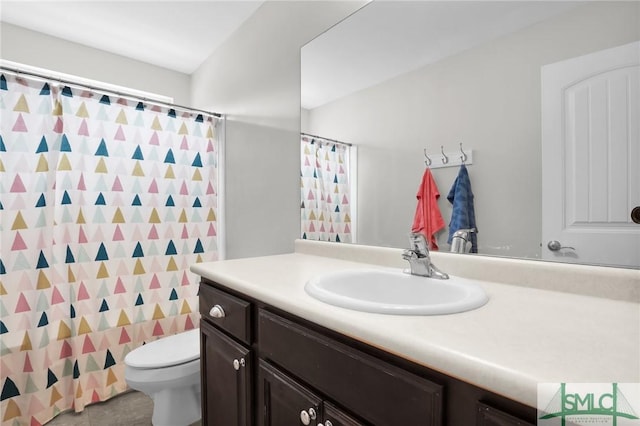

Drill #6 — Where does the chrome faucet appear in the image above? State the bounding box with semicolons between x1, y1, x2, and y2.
450;228;476;253
402;233;449;279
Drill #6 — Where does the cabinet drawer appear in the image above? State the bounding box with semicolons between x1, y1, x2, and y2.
259;309;443;426
200;283;252;344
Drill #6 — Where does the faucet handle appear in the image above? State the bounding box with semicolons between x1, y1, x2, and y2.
409;232;429;257
402;249;417;260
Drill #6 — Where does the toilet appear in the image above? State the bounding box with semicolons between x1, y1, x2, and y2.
124;328;201;426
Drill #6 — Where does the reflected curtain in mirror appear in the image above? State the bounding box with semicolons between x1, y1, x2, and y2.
300;135;352;243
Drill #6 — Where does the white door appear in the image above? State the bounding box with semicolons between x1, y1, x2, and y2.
542;41;640;268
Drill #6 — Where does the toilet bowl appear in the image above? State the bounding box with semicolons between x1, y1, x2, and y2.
124;328;201;426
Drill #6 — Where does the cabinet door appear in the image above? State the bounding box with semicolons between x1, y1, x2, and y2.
323;402;367;426
258;360;323;426
476;402;535;426
201;320;251;426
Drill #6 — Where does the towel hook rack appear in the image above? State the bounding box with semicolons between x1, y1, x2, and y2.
422;145;473;169
423;149;432;167
459;143;468;163
440;146;449;164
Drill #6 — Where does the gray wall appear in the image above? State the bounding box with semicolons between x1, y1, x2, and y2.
304;2;640;258
1;22;191;105
0;2;366;261
191;1;365;259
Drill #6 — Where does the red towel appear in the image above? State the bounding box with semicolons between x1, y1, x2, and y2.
411;168;445;250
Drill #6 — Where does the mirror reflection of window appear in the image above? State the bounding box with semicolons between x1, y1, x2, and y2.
300;134;355;243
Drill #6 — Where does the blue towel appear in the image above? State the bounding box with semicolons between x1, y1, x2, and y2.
447;164;477;253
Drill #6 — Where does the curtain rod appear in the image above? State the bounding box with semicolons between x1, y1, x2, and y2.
0;65;222;118
301;132;352;147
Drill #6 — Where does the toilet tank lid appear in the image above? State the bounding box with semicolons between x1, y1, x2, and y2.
125;328;200;369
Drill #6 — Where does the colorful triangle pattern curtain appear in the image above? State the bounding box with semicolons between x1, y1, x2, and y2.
300;135;351;243
0;73;219;425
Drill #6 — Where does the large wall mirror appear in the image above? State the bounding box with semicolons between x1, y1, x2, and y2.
301;1;640;269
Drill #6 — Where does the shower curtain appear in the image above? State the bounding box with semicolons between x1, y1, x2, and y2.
300;135;351;243
0;73;219;425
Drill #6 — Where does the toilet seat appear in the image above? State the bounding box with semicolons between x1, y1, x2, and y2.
125;328;200;369
125;357;200;390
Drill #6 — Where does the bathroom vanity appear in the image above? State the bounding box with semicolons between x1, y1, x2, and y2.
198;279;534;425
192;240;639;426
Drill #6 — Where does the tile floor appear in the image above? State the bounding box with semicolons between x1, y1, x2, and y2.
45;391;201;426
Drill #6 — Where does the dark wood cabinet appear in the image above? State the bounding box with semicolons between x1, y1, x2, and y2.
323;402;366;426
258;360;367;426
199;279;536;426
200;284;252;344
258;360;323;426
258;309;442;425
200;320;252;426
476;402;535;426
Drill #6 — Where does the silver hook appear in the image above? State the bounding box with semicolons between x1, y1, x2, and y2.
423;149;432;167
440;146;449;164
459;142;467;163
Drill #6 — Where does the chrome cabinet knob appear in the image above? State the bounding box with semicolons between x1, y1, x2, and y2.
300;407;316;425
300;410;310;425
325;421;333;426
308;408;317;420
547;240;575;251
232;358;245;371
209;304;225;318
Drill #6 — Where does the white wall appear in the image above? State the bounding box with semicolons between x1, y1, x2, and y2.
191;1;365;259
304;2;640;257
1;22;191;104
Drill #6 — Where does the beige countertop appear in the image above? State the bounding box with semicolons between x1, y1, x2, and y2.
190;241;640;408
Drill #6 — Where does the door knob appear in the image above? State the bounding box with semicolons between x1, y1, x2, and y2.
547;240;575;251
631;206;640;224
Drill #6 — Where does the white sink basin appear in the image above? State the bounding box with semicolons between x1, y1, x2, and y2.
305;269;489;315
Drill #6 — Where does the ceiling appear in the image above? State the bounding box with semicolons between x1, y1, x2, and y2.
301;1;582;110
1;1;583;108
0;0;264;74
